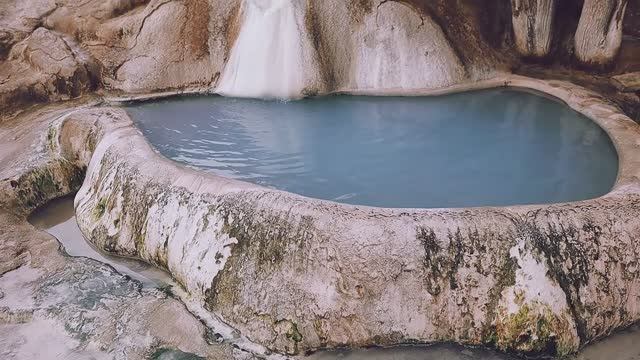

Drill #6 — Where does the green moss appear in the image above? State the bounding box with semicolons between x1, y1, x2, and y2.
494;302;575;357
93;197;107;219
47;126;58;152
286;322;303;343
218;203;314;272
203;195;317;343
15;168;62;209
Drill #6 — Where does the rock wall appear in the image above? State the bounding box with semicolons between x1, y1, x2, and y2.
305;0;468;93
0;27;100;119
625;0;640;37
42;0;237;92
347;1;466;90
0;0;637;109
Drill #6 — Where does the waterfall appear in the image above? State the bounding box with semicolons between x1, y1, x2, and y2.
216;0;318;99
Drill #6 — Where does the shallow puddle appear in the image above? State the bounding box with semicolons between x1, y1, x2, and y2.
28;196;640;359
307;344;517;360
29;195;173;288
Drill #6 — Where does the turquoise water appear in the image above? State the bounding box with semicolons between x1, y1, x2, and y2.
126;89;618;208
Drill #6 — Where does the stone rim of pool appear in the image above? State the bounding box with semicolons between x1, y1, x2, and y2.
30;74;640;358
123;87;619;209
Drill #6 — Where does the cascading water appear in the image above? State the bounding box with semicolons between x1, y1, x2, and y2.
216;0;319;99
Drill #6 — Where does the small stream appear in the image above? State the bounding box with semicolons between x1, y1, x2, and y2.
28;196;640;360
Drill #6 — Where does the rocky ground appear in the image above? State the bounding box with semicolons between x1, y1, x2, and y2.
0;102;254;360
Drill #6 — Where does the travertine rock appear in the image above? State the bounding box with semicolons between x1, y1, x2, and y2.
65;76;640;357
0;28;100;114
348;1;466;90
613;71;640;92
0;102;245;360
510;0;556;58
304;0;470;93
0;0;637;109
1;0;472;104
575;0;628;66
0;0;57;60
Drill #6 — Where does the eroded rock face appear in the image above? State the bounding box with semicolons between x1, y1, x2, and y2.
348;1;466;90
0;27;100;115
0;0;57;60
575;0;628;67
0;0;637;109
510;0;556;58
43;0;236;93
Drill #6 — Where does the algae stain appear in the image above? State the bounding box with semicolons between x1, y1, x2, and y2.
494;302;575;357
16;168;62;208
93;197;107;219
286;322;303;343
150;348;205;360
47;125;58;152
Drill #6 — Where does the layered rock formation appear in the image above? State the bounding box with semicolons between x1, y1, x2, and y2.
575;0;628;67
0;0;637;108
510;0;556;58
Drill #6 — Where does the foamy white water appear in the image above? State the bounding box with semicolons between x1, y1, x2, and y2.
217;0;317;99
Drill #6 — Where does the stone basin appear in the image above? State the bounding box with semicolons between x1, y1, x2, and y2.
5;75;640;358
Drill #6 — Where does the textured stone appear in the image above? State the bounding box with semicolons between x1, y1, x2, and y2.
0;28;100;115
613;71;640;92
0;0;638;358
0;101;248;360
575;0;628;66
510;0;556;58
